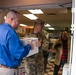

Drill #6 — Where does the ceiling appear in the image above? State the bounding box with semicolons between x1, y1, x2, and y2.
0;0;72;32
17;8;72;32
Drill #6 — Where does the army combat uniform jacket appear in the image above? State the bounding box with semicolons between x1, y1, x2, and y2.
25;32;49;75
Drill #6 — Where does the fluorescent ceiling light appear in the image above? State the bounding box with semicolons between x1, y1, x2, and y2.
45;24;50;27
26;26;34;28
23;14;38;20
4;16;6;20
48;28;55;30
28;9;43;14
20;24;27;26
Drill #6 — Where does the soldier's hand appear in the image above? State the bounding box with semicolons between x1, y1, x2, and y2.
35;40;41;47
28;40;34;50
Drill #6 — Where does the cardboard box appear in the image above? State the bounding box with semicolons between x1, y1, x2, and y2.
20;38;38;57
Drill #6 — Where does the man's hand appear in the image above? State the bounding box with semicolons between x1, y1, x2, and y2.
35;40;41;47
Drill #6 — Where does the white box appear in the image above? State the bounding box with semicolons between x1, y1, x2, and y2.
20;38;38;57
62;63;69;75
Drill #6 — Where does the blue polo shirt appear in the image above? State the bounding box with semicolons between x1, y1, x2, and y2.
0;23;31;68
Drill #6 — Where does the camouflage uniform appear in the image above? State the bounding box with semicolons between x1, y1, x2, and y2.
25;30;49;75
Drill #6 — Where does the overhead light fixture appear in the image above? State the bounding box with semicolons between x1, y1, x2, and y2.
20;24;34;28
23;14;38;20
20;24;27;26
45;24;50;27
28;9;43;14
48;28;55;30
4;16;6;20
26;26;34;28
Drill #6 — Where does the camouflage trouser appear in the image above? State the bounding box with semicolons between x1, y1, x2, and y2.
36;62;44;75
27;55;44;75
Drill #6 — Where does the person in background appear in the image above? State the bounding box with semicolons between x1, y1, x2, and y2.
25;19;49;75
0;10;40;75
52;38;62;75
51;31;70;75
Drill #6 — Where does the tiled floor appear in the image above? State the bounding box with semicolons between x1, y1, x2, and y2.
44;59;62;75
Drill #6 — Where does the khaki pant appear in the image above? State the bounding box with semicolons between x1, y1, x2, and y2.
0;68;17;75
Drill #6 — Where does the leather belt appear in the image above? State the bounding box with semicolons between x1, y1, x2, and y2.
0;64;18;69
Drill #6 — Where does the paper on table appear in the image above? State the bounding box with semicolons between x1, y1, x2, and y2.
20;38;38;57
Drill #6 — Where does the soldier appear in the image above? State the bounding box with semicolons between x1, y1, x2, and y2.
25;19;49;75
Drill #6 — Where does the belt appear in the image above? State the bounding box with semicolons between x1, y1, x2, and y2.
0;64;18;69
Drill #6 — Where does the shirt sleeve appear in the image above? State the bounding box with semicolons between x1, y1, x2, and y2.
7;30;31;60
